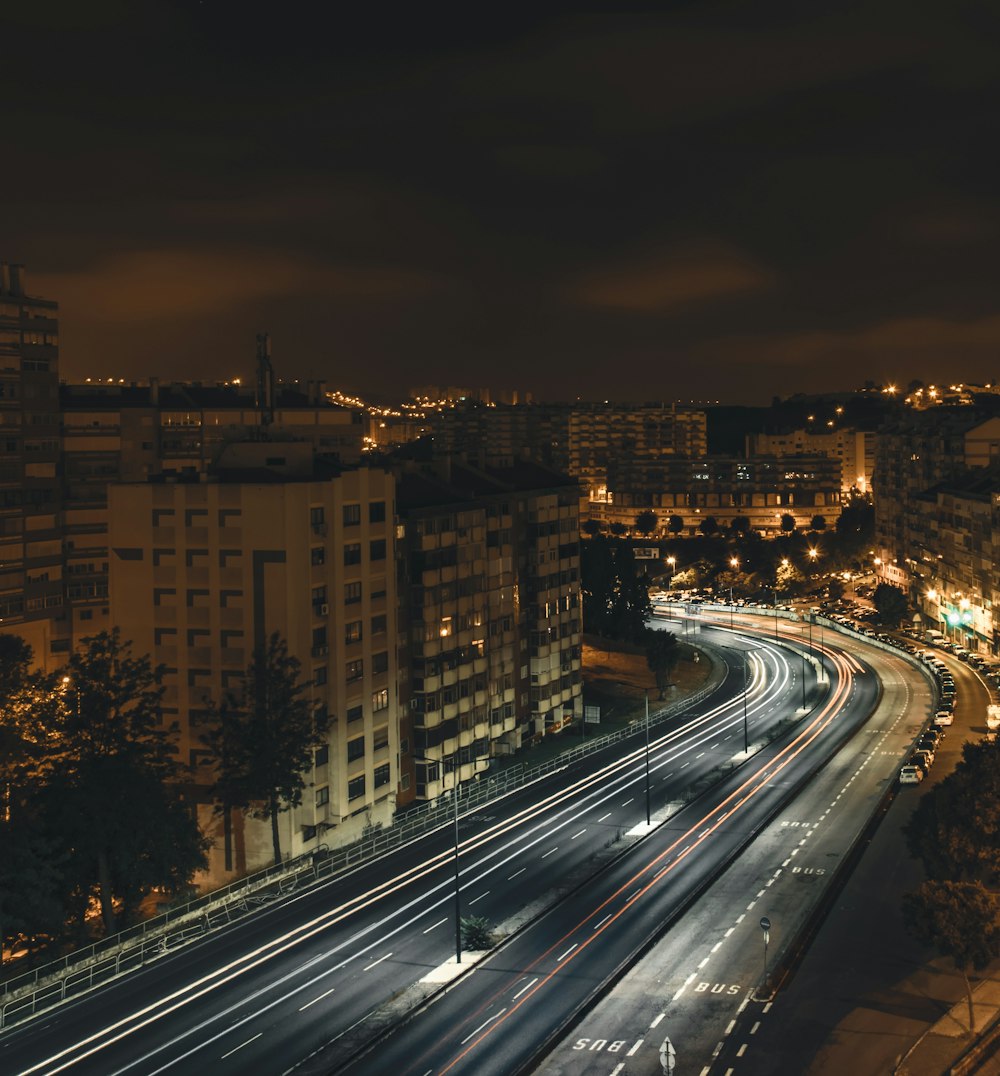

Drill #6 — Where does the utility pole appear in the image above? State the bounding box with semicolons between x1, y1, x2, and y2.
644;691;651;825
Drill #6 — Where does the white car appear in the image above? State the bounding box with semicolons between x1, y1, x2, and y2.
899;765;924;785
934;711;954;726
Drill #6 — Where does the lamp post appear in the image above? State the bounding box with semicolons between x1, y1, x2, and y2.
452;772;462;964
729;556;738;629
644;691;651;826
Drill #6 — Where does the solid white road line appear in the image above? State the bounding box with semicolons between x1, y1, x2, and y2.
298;987;335;1011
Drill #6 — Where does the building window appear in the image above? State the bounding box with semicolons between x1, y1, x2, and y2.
371;613;387;635
372;650;389;675
347;704;363;723
347;736;365;762
345;581;362;604
345;620;363;644
346;659;364;682
369;539;386;561
310;506;325;526
316;785;329;806
344;543;362;566
373;725;389;750
343;503;361;526
315;744;329;767
374;764;390;789
372;687;389;712
311;546;326;566
348;775;366;801
369;501;386;523
314;666;327;686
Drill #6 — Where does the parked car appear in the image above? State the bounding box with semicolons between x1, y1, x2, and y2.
899;765;924;784
934;710;954;726
919;729;942;747
913;745;936;766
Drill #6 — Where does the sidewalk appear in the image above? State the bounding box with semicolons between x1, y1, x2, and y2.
900;978;1000;1075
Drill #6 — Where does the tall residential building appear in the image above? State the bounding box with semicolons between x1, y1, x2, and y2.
433;401;707;498
747;427;875;494
108;443;399;884
395;458;583;802
872;410;1000;590
60;379;363;658
0;263;64;664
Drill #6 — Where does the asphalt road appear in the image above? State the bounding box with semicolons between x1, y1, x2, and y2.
2;627;809;1076
330;633;878;1076
534;629;928;1075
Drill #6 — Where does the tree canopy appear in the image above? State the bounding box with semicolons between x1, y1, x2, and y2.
202;633;327;866
902;880;1000;1032
645;629;679;699
873;582;908;627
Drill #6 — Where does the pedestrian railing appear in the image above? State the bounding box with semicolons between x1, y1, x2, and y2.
1;653;725;1031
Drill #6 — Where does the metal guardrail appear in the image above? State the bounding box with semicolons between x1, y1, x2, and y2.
1;658;724;1031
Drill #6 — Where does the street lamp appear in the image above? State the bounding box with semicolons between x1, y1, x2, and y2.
729;556;739;628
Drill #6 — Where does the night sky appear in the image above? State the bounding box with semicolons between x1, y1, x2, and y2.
4;3;999;403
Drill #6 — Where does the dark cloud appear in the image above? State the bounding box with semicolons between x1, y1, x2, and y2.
2;3;999;401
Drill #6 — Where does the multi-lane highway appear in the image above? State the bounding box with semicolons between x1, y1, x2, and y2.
3;626;815;1075
326;630;879;1075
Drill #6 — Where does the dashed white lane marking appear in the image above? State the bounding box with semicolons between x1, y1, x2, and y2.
751;1020;761;1034
650;1012;664;1028
298;987;335;1011
711;941;723;953
712;1040;724;1057
512;977;538;1000
469;891;489;905
627;1039;644;1056
696;752;706;759
763;1001;773;1013
460;1007;508;1045
756;889;765;898
737;1043;748;1056
725;1019;736;1034
423;918;448;934
610;1065;625;1076
782;857;791;867
571;828;587;840
711;742;720;749
621;797;635;806
598;812;612;822
736;913;745;924
747;900;756;910
363;952;393;970
673;972;697;1001
725;927;735;937
220;1033;261;1059
542;847;558;858
508;867;526;880
697;957;710;969
594;914;613;930
557;943;578;962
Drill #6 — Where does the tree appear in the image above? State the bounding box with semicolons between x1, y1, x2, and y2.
203;633;327;866
827;578;845;602
608;542;651;644
609;522;627;536
902;881;1000;1033
667;514;685;535
905;739;1000;885
810;514;827;531
461;915;495;950
698;516;719;537
44;630;207;933
873;582;908;627
0;801;64;965
582;518;602;537
634;510;657;536
581;534;616;637
645;629;679;699
780;513;796;535
730;516;751;535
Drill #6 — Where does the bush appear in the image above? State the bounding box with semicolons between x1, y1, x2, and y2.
461;915;495;951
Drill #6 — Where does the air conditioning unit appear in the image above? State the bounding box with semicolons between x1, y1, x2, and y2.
320;603;330;616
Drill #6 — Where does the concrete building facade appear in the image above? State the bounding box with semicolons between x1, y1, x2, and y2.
0;263;64;665
109;444;399;883
747;427;875;494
